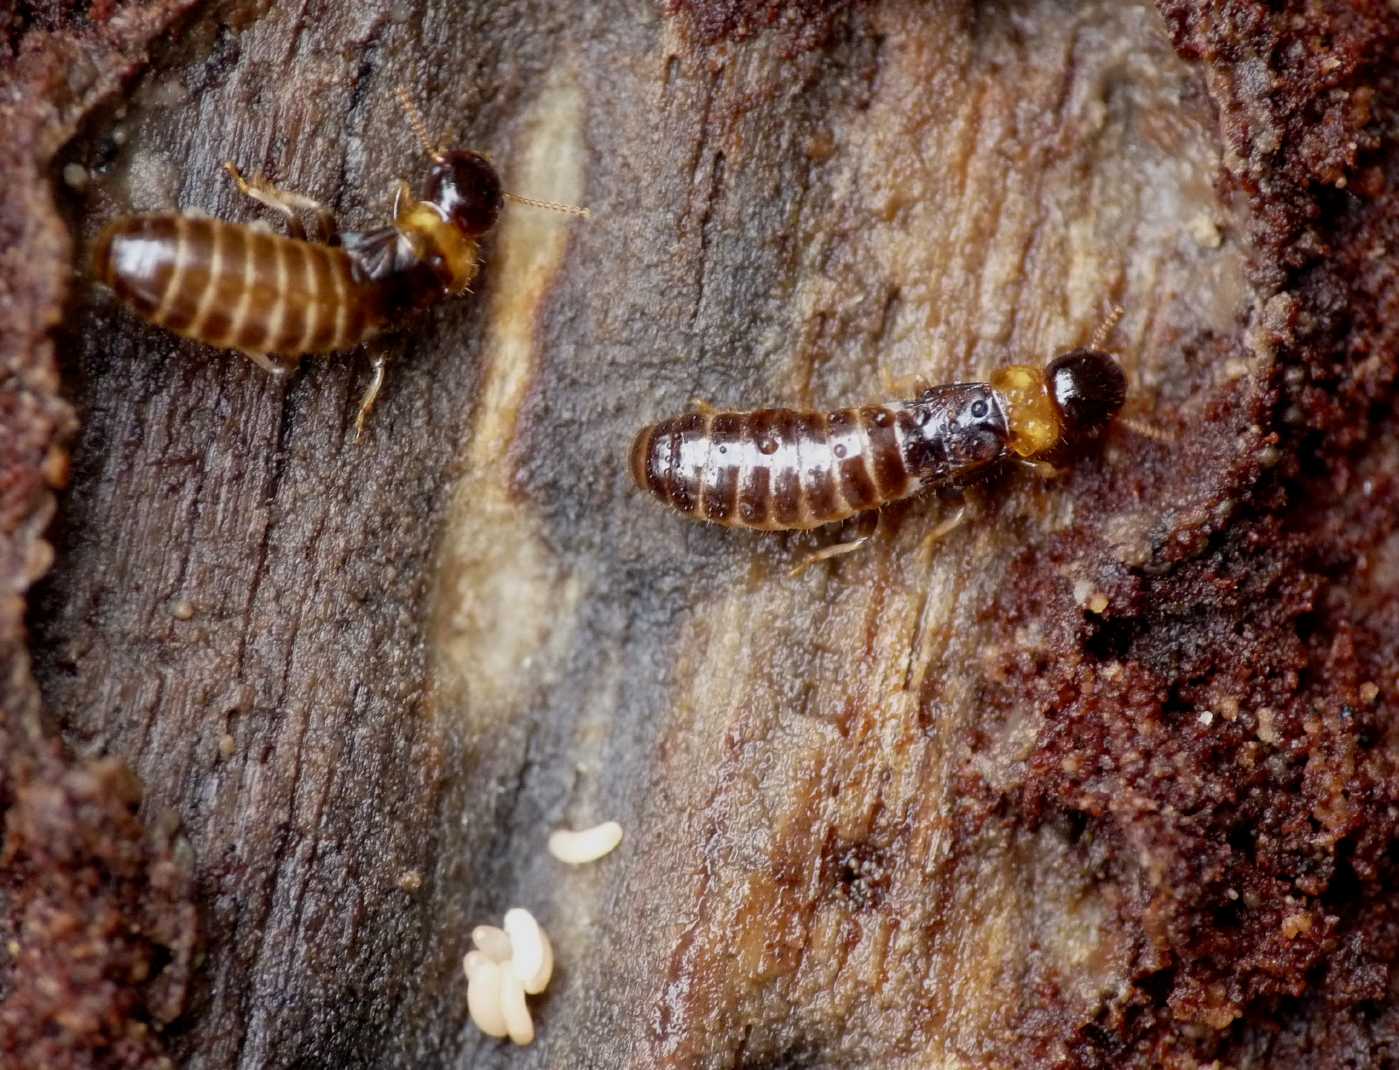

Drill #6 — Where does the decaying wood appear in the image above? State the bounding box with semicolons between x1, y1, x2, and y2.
2;1;1397;1067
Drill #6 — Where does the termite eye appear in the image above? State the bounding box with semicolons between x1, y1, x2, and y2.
422;149;503;236
970;400;989;419
1047;348;1127;437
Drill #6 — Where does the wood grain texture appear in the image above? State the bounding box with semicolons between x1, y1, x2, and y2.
4;0;1397;1068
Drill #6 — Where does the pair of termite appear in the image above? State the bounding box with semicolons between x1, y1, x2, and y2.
95;90;1133;563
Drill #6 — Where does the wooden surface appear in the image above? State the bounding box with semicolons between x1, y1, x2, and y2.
4;1;1397;1067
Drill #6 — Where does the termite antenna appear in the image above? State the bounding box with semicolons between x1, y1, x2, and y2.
1091;304;1125;350
395;85;444;162
503;191;592;219
1082;304;1171;442
1118;413;1176;444
1081;305;1171;442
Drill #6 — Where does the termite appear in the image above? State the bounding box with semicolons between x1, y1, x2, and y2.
92;88;587;439
630;310;1133;566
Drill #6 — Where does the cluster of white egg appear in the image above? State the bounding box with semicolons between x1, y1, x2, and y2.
463;821;623;1045
463;908;554;1045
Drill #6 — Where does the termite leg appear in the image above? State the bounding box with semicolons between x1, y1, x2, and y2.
878;367;931;398
791;511;880;577
690;398;718;416
355;353;388;443
392;179;413;220
225;162;303;239
225;162;338;243
918;505;968;556
1014;457;1062;480
240;349;295;376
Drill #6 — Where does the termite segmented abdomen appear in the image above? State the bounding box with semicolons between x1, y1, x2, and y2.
630;405;922;530
94;216;377;356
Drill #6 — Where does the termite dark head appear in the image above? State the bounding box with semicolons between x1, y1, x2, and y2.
1046;348;1126;440
422;149;503;236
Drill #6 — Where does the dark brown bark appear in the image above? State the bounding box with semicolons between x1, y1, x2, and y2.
2;1;1397;1068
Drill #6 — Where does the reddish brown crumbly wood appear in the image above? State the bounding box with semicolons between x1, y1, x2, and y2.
2;4;200;1069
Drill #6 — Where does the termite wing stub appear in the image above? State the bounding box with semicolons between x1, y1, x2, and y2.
3;2;1397;1069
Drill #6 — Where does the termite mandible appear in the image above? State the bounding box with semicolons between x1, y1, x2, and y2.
93;87;587;439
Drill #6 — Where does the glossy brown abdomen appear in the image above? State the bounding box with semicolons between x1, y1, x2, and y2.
630;406;919;530
94;215;378;355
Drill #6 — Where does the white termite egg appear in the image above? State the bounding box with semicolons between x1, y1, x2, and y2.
503;908;553;995
471;924;513;963
497;970;535;1046
464;954;508;1039
548;820;623;865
